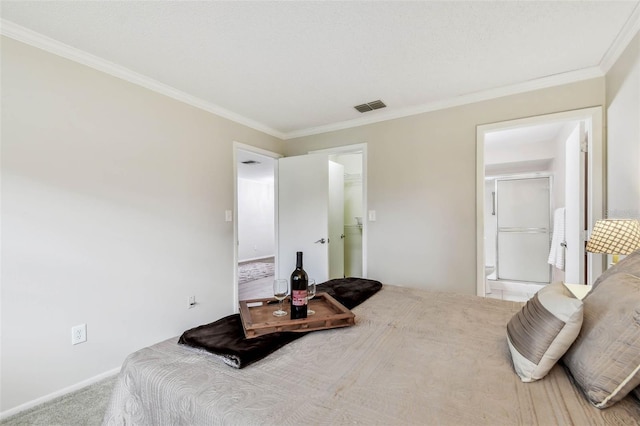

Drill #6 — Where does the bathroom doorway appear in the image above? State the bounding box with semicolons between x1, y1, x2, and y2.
476;107;604;299
233;142;281;307
310;143;368;278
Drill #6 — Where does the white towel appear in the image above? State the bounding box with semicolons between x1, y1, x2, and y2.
548;207;566;270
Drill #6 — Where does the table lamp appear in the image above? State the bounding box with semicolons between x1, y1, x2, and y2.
585;219;640;263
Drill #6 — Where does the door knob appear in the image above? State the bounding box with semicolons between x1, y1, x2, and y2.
340;234;346;239
315;238;326;244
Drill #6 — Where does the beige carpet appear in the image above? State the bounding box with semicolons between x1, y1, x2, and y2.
2;376;117;426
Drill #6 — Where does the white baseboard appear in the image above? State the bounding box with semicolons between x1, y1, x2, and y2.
0;367;121;420
488;280;545;293
238;255;275;263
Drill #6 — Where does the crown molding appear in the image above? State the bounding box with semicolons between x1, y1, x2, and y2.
0;19;287;140
283;67;604;140
1;17;627;142
599;2;640;74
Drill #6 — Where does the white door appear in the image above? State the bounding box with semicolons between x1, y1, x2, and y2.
278;154;344;283
565;122;586;283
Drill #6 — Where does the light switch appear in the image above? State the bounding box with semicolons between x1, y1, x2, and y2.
225;210;233;222
368;210;376;222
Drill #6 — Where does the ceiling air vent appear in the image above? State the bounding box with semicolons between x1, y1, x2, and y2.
241;160;261;165
354;103;373;113
354;100;386;113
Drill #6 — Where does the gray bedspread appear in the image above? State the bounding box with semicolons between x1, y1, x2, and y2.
103;285;640;425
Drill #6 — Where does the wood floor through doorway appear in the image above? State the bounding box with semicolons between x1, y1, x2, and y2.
238;257;275;301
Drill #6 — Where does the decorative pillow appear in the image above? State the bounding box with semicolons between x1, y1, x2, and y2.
506;282;583;382
562;272;640;408
592;248;640;289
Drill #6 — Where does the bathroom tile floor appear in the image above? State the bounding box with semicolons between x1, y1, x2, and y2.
485;279;544;302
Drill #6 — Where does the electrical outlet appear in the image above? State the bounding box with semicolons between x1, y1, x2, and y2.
71;324;87;345
188;296;196;309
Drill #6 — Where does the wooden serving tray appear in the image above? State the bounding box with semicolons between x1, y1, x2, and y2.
239;292;355;339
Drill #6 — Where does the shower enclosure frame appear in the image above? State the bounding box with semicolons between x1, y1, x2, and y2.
492;173;553;284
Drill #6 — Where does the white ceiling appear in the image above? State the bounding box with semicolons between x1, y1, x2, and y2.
2;1;639;140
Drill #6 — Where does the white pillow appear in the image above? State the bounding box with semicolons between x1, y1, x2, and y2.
506;282;583;382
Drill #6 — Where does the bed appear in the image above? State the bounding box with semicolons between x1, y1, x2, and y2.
102;275;640;425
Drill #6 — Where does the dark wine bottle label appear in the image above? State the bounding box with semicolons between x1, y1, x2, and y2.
292;289;308;306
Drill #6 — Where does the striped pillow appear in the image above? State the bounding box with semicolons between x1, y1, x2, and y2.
507;282;583;382
562;272;640;408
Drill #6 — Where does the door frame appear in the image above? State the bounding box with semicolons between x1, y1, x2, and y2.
309;143;368;278
476;107;605;297
233;142;282;312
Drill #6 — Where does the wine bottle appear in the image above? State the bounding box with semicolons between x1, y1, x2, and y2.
290;251;308;319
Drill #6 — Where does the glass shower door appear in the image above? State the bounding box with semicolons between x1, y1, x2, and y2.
496;177;551;283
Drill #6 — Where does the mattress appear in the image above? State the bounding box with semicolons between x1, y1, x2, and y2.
103;285;640;425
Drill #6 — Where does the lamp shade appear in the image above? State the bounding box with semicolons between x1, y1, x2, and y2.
586;219;640;255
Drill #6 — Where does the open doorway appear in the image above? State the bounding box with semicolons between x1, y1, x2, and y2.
233;142;367;310
310;143;368;279
233;143;281;306
476;107;604;300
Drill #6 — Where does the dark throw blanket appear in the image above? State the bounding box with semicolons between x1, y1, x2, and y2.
178;277;382;368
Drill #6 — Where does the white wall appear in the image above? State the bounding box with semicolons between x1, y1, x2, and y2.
237;178;275;261
485;137;556;167
606;30;640;220
284;79;606;293
0;37;283;413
